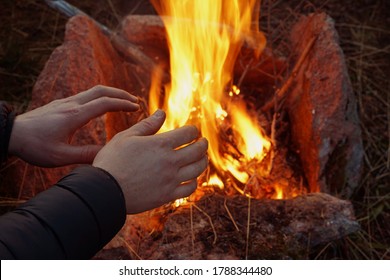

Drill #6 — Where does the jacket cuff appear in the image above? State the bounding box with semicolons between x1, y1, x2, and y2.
0;102;16;164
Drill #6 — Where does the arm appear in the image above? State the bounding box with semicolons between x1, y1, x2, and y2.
0;87;208;259
0;165;126;259
0;86;136;259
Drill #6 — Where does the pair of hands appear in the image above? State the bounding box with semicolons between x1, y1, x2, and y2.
9;85;208;214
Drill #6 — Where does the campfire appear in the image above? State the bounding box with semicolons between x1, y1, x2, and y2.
7;0;364;259
144;0;305;204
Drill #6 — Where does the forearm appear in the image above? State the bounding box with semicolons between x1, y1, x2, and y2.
0;166;126;259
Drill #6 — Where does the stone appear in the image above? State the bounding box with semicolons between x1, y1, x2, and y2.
287;13;363;197
3;15;141;195
97;193;359;259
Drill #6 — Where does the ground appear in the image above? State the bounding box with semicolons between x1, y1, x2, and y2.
0;0;389;259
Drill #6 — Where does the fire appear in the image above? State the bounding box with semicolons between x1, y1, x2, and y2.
149;0;294;200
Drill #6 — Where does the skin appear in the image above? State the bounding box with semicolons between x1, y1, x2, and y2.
8;85;209;214
9;85;140;167
93;110;209;214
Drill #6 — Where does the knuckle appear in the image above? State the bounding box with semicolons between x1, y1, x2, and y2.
91;85;107;93
189;157;208;177
64;107;82;116
180;125;199;139
196;138;208;152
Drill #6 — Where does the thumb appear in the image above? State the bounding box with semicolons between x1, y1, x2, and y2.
126;109;166;137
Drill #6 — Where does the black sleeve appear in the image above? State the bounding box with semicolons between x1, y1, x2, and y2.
0;165;127;259
0;101;16;164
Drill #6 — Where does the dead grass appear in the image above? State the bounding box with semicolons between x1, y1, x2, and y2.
0;0;388;259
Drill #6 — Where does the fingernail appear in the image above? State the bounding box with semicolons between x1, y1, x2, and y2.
153;109;165;118
127;93;139;103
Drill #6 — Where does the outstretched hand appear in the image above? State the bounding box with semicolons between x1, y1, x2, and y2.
9;85;140;167
93;110;209;214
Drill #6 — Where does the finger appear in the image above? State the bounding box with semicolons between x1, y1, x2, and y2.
176;156;208;183
175;137;208;166
125;110;166;137
74;98;140;127
158;125;200;149
170;180;198;201
73;85;139;104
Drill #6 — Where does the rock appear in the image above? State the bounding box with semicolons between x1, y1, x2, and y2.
98;193;359;259
3;15;141;195
287;13;363;197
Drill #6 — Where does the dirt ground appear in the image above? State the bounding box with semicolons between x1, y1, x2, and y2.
0;0;389;259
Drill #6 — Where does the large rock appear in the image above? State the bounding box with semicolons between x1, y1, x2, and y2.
287;13;363;197
97;193;359;259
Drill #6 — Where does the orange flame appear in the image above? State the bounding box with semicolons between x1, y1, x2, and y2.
150;0;272;195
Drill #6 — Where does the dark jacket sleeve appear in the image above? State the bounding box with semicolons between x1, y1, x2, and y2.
0;101;126;259
0;165;127;259
0;101;15;164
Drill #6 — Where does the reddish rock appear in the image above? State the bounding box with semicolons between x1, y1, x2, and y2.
3;15;141;195
287;13;363;197
99;193;359;259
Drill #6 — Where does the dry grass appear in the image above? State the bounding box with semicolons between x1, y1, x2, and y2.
0;0;388;259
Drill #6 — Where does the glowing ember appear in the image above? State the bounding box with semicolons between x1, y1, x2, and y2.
149;0;300;202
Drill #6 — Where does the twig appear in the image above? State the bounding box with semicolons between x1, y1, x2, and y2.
192;204;217;245
0;198;27;207
381;248;390;260
190;204;195;256
105;0;120;24
18;162;28;199
346;236;370;260
223;198;240;232
261;34;318;112
245;196;251;260
314;242;332;260
266;111;277;176
118;236;142;260
237;58;254;89
0;158;20;173
38;167;47;191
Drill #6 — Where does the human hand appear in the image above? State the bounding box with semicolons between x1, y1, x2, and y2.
9;85;140;167
93;110;209;214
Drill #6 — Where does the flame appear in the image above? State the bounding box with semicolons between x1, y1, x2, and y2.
150;0;277;198
203;174;224;189
272;185;284;200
